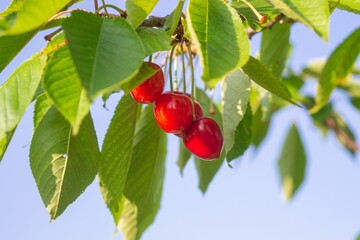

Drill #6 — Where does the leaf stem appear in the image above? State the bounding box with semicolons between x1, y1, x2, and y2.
95;4;126;16
44;28;62;41
180;42;187;93
169;44;177;93
241;0;263;21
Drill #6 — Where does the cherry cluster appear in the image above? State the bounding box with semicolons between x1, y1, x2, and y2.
130;62;224;160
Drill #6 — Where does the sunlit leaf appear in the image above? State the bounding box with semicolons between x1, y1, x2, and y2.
33;93;53;130
278;124;306;201
329;0;360;14
62;10;144;99
30;107;99;219
164;0;185;36
0;128;15;162
187;0;250;87
126;0;159;28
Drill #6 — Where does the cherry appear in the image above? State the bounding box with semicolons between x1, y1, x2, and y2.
153;91;194;134
130;62;164;104
183;117;223;160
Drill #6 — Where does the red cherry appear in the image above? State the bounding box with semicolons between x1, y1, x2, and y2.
130;62;164;104
154;92;194;134
183;117;223;160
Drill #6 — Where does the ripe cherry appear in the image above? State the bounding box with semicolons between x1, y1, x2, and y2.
154;91;194;134
130;62;164;104
183;117;223;160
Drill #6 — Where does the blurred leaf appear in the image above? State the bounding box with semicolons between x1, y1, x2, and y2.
164;0;185;36
278;124;306;201
99;95;140;224
30;107;99;219
351;97;360;111
281;73;304;98
331;113;358;156
0;0;72;35
119;105;167;240
227;104;252;162
221;70;251;154
120;62;159;94
251;105;270;147
301;59;326;78
126;0;159;28
231;0;280;31
329;0;360;14
43;45;90;135
177;141;192;175
62;10;144;99
186;0;250;87
136;27;171;56
268;0;329;40
312;27;360;113
242;57;296;105
194;88;224;193
260;23;291;78
0;52;46;140
33;93;53;130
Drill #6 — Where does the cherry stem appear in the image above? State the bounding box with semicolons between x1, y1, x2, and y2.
100;0;109;15
95;4;125;16
241;0;263;20
180;42;187;93
169;44;177;93
187;42;196;120
209;89;215;115
94;0;99;11
174;54;179;91
148;54;152;62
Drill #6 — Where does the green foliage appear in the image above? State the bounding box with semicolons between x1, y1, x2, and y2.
186;0;250;87
136;27;171;56
278;124;306;201
62;10;144;99
164;0;185;36
177;141;192;175
329;0;360;14
30;107;99;219
126;0;159;28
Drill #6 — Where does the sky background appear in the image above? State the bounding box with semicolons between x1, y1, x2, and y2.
1;1;360;240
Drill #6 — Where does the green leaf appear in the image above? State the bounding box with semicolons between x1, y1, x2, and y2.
1;0;72;35
62;10;144;99
329;0;360;14
251;102;270;147
267;0;329;40
99;95;140;224
312;27;360;113
194;88;224;193
164;0;185;36
260;23;291;78
126;0;159;28
33;93;53;130
119;104;167;240
177;141;192;175
278;124;306;201
0;128;15;162
187;0;250;87
242;56;296;105
231;0;280;31
221;70;251;154
30;107;99;219
227;105;252;162
120;62;159;94
136;27;172;56
331;112;358;156
43;45;90;135
0;52;46;140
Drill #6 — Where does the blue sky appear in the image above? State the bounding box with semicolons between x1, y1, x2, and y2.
0;1;360;240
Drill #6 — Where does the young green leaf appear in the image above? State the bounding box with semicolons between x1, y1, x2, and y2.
164;0;185;36
177;141;192;175
99;95;140;224
33;93;53;130
267;0;329;40
30;107;99;220
126;0;159;28
0;52;46;140
227;105;252;162
119;104;167;240
194;88;224;193
329;0;360;14
231;0;280;31
43;45;90;135
312;27;360;113
0;0;72;35
260;23;291;79
278;124;306;201
221;70;251;154
136;27;172;56
242;56;296;105
186;0;250;87
62;10;144;99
